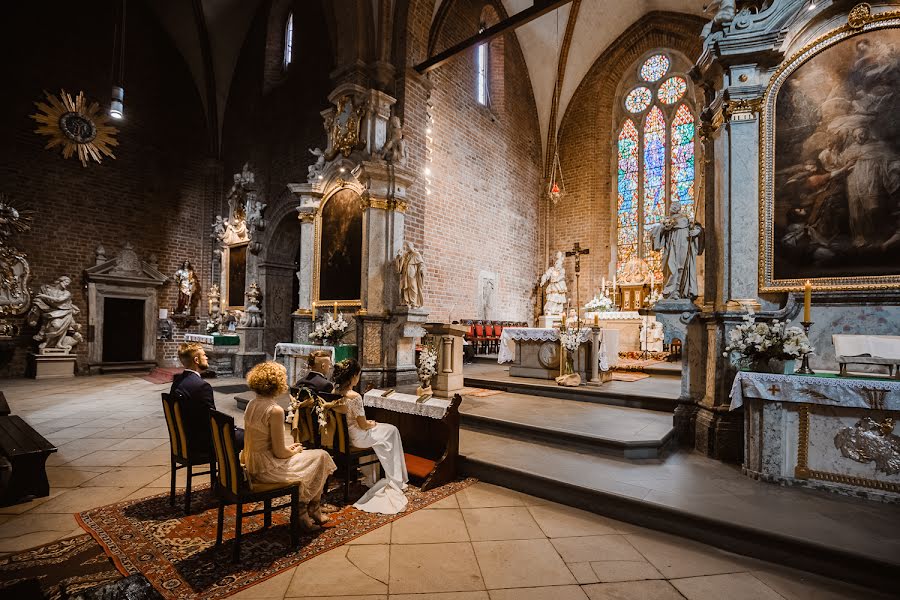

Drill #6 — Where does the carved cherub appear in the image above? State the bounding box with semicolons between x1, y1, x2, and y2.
307;147;326;182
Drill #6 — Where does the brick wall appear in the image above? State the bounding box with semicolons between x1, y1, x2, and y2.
0;0;210;376
412;0;542;322
552;12;705;304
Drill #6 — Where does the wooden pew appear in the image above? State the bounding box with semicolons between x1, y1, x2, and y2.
0;416;57;506
0;392;9;416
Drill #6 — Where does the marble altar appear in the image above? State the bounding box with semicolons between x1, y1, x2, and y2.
584;311;646;352
731;371;900;502
498;327;619;380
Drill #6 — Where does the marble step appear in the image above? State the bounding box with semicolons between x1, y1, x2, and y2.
463;372;679;412
459;428;900;594
459;392;674;459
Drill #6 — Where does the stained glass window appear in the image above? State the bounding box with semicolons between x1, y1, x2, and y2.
671;104;695;218
640;54;669;82
624;87;652;113
658;76;686;104
617;120;640;269
615;52;696;284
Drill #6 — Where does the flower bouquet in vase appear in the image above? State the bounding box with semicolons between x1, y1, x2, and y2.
723;314;813;374
416;342;438;397
555;327;582;387
308;312;350;347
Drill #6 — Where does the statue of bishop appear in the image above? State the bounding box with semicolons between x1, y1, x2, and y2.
539;251;568;316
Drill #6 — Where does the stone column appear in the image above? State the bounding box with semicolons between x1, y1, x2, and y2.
296;209;316;314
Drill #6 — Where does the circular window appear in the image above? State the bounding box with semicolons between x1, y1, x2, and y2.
658;76;687;104
640;54;670;82
624;87;652;113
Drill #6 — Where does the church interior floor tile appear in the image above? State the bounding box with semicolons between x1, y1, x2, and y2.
0;374;895;598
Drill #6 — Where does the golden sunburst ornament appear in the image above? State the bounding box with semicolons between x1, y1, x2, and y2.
30;89;119;167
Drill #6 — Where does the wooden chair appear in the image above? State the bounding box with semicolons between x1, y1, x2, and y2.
322;409;381;504
289;386;322;449
208;410;300;562
161;392;215;514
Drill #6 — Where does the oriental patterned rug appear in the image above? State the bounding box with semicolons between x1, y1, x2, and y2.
138;368;183;385
74;479;476;600
0;533;122;600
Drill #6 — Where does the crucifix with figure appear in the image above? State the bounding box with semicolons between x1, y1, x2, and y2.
565;242;590;327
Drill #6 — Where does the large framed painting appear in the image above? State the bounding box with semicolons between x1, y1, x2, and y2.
760;8;900;291
225;243;248;309
315;188;363;303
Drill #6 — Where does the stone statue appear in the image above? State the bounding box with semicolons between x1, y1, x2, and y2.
27;276;83;353
245;198;267;231
95;244;107;266
381;116;408;167
701;0;736;36
174;260;200;315
307;147;326;182
649;204;704;301
539;251;568;316
241;282;263;327
211;215;226;241
396;241;425;308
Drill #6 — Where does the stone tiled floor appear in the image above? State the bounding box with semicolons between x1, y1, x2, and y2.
0;374;892;599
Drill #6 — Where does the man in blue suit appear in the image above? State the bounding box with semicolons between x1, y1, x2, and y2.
169;342;243;453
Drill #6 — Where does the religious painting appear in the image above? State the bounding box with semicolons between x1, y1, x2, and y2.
226;244;247;308
317;188;362;302
761;19;900;291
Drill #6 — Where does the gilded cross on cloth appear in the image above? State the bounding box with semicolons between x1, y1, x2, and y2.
767;384;781;395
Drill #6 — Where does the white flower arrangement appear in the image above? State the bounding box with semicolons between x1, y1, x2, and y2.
584;294;614;312
646;288;662;306
723;314;813;363
417;345;438;386
308;312;350;346
559;328;582;353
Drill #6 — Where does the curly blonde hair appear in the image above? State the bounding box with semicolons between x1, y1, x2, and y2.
247;361;288;397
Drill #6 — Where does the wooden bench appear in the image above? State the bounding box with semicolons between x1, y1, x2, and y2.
0;392;9;416
0;416;57;506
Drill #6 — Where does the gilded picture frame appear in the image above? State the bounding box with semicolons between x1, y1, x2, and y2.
759;5;900;292
312;186;365;309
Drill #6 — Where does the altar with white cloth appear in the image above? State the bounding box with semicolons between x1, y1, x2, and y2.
731;371;900;501
273;342;335;387
498;327;619;380
583;311;649;352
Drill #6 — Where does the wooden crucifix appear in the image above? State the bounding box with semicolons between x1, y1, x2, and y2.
565;242;590;326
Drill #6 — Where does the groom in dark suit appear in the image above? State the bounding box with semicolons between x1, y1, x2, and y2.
294;350;334;394
169;342;243;453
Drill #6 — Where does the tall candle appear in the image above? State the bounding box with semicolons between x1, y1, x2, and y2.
601;277;607;295
333;301;338;319
803;280;811;322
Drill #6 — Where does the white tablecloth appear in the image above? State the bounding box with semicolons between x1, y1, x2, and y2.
364;390;451;420
729;371;900;411
497;327;619;367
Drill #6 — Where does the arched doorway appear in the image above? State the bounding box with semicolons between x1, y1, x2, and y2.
258;204;303;355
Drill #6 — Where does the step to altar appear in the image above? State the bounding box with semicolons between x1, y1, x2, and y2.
458;428;900;594
463;363;680;412
460;391;673;459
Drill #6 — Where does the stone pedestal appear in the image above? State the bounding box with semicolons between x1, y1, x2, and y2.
538;315;562;329
234;326;266;376
423;323;467;398
29;353;77;379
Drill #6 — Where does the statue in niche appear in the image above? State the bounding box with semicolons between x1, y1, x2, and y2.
227;162;254;220
381;116;408;167
27;276;83;353
174;260;200;316
650;204;704;301
539;251;568;316
396;241;425;308
307;147;326;182
241;282;263;327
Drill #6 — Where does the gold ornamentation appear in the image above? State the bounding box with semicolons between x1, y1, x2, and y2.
364;198;408;212
848;3;872;29
806;469;900;493
724;97;762;116
795;404;810;479
363;322;382;366
298;212;316;224
758;13;900;292
0;193;33;327
325;95;366;160
30;90;118;167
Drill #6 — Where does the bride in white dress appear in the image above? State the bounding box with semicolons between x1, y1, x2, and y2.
332;359;409;515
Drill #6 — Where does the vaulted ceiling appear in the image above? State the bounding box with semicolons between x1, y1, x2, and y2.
150;0;708;157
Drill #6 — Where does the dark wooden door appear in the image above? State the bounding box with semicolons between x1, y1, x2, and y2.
102;298;144;362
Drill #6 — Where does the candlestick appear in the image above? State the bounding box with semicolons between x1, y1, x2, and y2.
795;321;815;375
593;313;599;327
601;277;606;295
803;280;811;322
333;301;338;319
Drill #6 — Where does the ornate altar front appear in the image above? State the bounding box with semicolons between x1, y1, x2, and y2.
731;372;900;502
498;327;620;380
